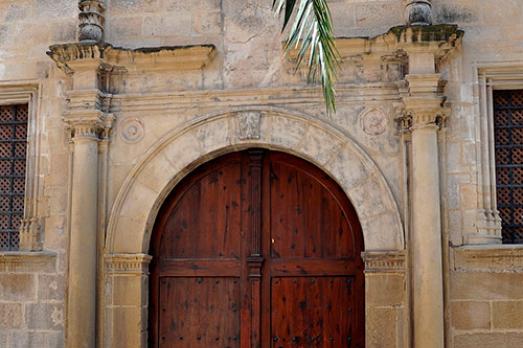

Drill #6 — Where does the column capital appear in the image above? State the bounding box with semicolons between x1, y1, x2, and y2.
105;253;153;275
401;73;449;131
64;110;114;141
362;251;407;273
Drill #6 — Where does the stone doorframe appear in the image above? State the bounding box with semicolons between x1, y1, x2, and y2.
103;109;408;347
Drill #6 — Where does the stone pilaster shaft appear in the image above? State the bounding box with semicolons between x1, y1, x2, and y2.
404;74;446;348
67;122;101;348
79;0;105;43
405;0;432;25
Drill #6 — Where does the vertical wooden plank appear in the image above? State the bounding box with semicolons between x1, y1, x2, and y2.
247;150;264;348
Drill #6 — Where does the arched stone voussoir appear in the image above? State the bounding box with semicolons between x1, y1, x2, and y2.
106;110;405;254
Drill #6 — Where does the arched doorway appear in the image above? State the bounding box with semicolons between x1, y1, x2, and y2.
149;149;365;347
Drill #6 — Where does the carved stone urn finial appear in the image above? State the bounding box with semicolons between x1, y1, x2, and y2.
78;0;105;43
405;0;433;26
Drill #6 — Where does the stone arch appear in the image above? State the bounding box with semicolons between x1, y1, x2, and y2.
106;109;404;254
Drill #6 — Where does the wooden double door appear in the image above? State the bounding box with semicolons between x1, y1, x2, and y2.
150;150;365;347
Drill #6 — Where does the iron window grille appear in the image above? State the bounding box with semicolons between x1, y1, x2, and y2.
0;104;28;251
494;89;523;244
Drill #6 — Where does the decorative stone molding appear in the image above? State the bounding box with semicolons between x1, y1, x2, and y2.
322;25;462;70
0;82;43;252
105;253;152;275
467;64;523;244
78;0;105;43
47;43;216;75
405;0;432;26
452;245;523;272
18;218;43;252
400;74;449;131
64;111;114;141
362;251;407;273
239;111;262;140
0;251;57;273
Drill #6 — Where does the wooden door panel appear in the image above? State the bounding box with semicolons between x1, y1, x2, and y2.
159;277;241;348
269;159;357;260
159;160;242;260
270;277;355;348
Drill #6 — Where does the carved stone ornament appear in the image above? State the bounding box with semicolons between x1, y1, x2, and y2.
362;251;407;273
119;118;145;144
239;111;262;140
105;254;152;275
78;0;105;43
360;108;388;136
405;0;432;26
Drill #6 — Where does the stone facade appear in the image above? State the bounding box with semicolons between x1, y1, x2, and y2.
0;0;522;347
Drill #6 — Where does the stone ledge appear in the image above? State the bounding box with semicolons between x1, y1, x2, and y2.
452;245;523;273
47;42;216;75
0;251;57;273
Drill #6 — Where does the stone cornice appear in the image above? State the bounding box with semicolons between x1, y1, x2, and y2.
362;251;407;273
323;25;463;66
47;42;216;75
0;251;57;273
452;245;523;273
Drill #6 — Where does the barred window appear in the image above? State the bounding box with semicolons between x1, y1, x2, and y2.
494;90;523;244
0;105;28;251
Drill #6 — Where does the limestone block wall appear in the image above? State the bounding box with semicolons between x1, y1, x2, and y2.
436;1;523;346
0;1;76;346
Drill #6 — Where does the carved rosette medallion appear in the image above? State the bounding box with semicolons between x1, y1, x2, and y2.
239;111;262;140
360;108;388;136
119;118;145;144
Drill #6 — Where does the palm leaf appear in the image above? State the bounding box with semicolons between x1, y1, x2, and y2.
273;0;340;113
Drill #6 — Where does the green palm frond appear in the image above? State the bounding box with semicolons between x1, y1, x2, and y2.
273;0;340;113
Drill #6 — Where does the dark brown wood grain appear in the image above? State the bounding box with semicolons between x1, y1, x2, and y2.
149;150;365;348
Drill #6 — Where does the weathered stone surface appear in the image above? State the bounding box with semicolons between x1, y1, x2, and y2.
0;274;36;301
451;272;523;300
451;301;490;330
38;274;65;301
492;301;523;329
454;333;523;348
25;303;64;330
0;304;23;329
366;274;406;306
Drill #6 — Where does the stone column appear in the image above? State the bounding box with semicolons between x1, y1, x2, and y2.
405;0;432;25
54;45;113;348
65;116;104;348
403;73;446;348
